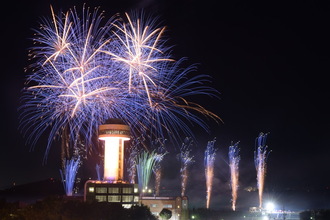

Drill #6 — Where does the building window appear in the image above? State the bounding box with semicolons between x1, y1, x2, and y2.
108;195;121;202
134;187;138;193
95;187;107;193
163;204;172;208
88;187;95;193
122;187;132;194
108;187;119;194
151;204;157;208
95;195;107;202
122;195;133;202
134;196;139;202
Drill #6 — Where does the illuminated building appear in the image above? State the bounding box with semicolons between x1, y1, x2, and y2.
84;180;139;208
84;119;139;207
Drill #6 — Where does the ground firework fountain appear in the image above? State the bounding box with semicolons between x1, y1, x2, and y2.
136;150;159;194
204;138;217;209
228;142;240;211
153;141;167;196
179;137;194;197
60;157;80;196
254;132;271;209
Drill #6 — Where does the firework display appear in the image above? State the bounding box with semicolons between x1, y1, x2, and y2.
228;142;240;211
59;157;80;196
204;138;217;209
20;5;219;160
178;137;194;197
136;150;159;194
254;132;271;208
152;139;168;196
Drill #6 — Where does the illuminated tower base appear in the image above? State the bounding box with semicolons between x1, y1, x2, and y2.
84;119;139;207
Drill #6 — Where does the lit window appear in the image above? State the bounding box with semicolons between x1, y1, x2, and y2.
122;195;133;202
134;188;138;193
108;195;121;202
123;187;132;194
95;187;107;193
95;195;107;202
134;196;139;202
163;204;172;208
108;187;119;193
88;187;95;193
151;204;157;208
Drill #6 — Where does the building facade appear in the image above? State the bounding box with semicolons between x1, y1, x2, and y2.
84;180;139;208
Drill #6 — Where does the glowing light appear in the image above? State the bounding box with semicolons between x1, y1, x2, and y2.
265;202;275;212
204;138;217;209
228;142;240;211
254;132;271;209
99;121;130;181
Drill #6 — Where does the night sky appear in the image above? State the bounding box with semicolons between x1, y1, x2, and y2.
1;0;330;210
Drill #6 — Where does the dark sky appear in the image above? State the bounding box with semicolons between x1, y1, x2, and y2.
1;0;330;210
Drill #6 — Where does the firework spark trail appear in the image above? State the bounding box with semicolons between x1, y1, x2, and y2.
178;137;194;197
21;6;220;162
204;138;217;209
228;142;240;211
95;163;102;180
136;150;158;194
60;157;80;196
254;132;270;209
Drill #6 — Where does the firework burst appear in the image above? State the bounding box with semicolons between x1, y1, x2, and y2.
20;6;220;162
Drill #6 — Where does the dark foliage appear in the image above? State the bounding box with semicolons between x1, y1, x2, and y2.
0;196;157;220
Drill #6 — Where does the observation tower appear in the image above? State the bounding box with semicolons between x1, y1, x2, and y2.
84;119;139;207
98;119;130;181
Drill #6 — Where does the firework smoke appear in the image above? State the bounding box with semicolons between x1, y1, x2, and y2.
204;138;217;209
228;142;240;211
178;137;194;197
254;132;271;209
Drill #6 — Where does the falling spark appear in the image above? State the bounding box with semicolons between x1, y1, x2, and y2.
204;138;217;209
178;137;194;197
228;142;240;211
60;157;80;196
254;132;271;209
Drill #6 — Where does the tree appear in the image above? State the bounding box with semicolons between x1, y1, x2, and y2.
159;208;172;220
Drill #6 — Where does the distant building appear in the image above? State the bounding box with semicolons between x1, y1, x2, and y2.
140;196;189;220
84;180;139;208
